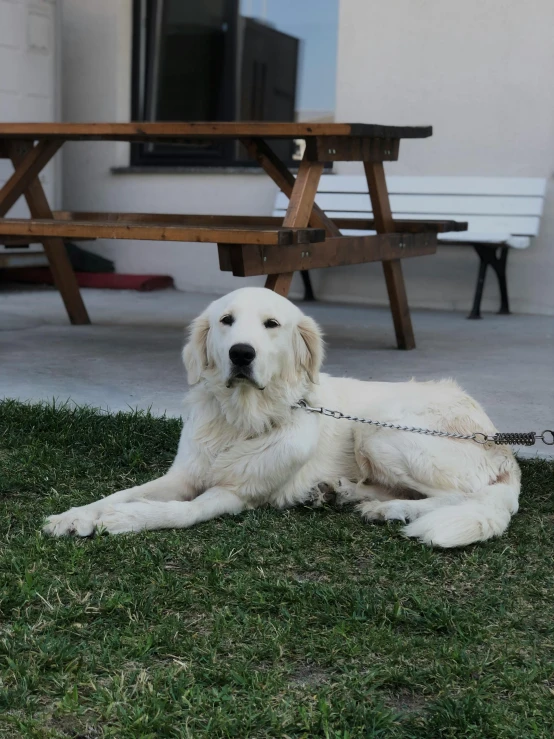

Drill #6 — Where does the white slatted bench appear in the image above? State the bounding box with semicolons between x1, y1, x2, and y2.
274;176;547;317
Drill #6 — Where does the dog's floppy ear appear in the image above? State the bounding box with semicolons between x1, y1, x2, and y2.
295;315;324;384
182;313;211;385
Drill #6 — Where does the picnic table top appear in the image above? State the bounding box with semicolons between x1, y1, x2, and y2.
0;122;433;141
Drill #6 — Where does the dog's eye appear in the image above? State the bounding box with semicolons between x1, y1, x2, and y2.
264;318;280;329
220;314;234;326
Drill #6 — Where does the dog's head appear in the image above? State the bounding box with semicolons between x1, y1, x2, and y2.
183;287;323;394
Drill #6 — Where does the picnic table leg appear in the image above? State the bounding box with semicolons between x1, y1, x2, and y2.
364;161;415;350
241;138;339;298
265;154;324;296
5;140;90;325
0;139;62;216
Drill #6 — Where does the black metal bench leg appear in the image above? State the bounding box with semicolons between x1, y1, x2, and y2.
468;244;511;318
492;246;510;314
468;246;488;319
301;270;316;301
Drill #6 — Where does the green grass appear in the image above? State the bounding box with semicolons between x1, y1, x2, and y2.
1;399;554;739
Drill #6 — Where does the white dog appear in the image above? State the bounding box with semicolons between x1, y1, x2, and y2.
44;287;520;548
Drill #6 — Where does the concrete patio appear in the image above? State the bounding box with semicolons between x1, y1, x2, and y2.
1;284;552;459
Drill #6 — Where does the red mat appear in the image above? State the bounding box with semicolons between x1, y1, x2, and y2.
3;269;174;292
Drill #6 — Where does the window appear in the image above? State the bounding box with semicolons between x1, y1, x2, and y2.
131;0;339;167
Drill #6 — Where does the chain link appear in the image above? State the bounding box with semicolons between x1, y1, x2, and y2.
294;401;553;447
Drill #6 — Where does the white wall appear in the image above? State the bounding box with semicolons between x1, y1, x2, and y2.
61;0;554;314
326;0;554;315
0;0;59;217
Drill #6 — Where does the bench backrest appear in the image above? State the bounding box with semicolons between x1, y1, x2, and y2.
274;176;547;237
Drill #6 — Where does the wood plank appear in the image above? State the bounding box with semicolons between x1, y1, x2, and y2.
242;138;342;237
0;122;433;141
304;137;400;162
1;236;36;246
265;273;293;295
380;260;414;349
1;233;95;244
0;140;62;217
53;211;294;226
225;234;437;276
217;244;233;272
6;140;90;325
331;217;466;233
243;137;337;297
283;158;325;229
54;211;467;233
365;161;415;350
264;154;325;296
395;214;539;236
0;218;327;246
54;211;295;227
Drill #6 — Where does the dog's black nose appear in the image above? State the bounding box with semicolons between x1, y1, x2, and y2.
229;343;256;367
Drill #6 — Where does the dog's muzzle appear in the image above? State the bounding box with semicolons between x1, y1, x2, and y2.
227;343;259;388
229;343;256;367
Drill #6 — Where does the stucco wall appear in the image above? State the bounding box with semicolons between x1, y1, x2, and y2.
0;0;59;215
328;0;554;315
61;0;554;314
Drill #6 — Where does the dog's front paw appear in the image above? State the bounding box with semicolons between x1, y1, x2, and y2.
94;501;162;534
306;482;337;507
43;505;99;537
357;500;411;523
334;477;358;505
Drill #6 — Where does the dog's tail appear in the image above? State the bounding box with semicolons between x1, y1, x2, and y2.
402;473;520;548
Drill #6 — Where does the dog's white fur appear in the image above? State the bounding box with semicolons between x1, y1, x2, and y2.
44;287;520;547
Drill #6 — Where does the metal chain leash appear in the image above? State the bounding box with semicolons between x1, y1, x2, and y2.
295;400;554;447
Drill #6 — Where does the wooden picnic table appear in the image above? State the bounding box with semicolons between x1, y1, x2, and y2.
0;122;467;349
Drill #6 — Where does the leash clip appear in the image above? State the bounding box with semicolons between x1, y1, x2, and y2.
296;400;325;414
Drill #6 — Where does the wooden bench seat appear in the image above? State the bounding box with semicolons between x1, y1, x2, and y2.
0;215;326;246
2;210;463;278
1;208;464;306
52;211;467;234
